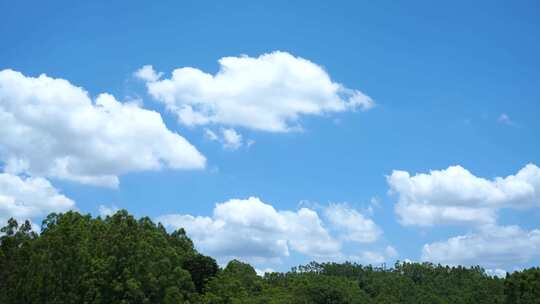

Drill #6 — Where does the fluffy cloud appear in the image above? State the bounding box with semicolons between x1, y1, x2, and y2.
0;69;205;187
137;51;374;132
422;225;540;269
221;128;243;150
324;203;382;243
388;164;540;226
157;197;341;264
0;173;75;225
134;65;163;82
390;164;540;270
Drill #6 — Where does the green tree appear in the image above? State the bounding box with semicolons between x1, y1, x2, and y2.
505;268;540;304
0;211;216;303
0;211;536;304
184;253;219;293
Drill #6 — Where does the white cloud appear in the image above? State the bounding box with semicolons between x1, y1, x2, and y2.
349;246;398;265
0;173;75;226
387;164;540;226
255;268;275;276
221;128;243;150
0;69;205;187
157;197;341;264
422;225;540;269
137;51;374;132
205;127;247;150
324;203;382;243
134;65;163;82
354;251;386;265
486;268;507;278
98;204;119;217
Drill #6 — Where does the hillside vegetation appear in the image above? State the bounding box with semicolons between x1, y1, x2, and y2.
1;211;539;303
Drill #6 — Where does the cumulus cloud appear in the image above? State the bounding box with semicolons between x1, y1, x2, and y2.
324;203;382;243
390;164;540;270
387;164;540;226
0;173;75;225
0;69;205;187
137;51;374;132
422;225;540;269
157;197;341;264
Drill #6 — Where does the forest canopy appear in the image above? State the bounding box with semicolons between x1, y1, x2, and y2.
1;211;539;304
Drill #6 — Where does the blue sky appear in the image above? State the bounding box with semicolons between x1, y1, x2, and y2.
1;1;540;274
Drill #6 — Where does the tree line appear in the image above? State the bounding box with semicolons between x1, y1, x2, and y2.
1;210;538;303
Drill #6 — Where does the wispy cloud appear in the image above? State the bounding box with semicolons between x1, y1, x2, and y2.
498;113;515;126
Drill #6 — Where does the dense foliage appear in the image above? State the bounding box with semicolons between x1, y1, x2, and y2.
1;211;539;303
